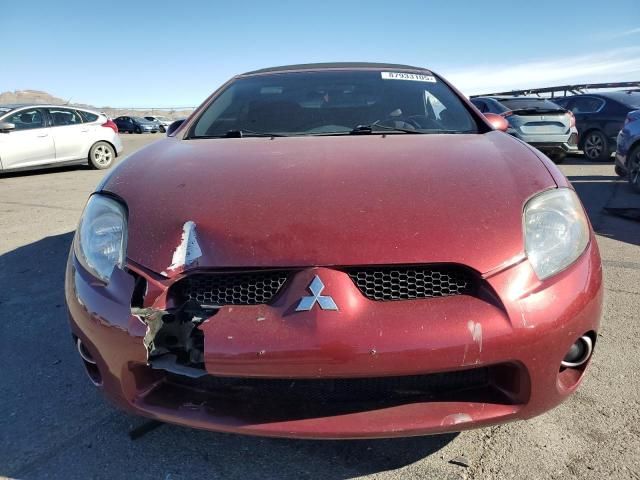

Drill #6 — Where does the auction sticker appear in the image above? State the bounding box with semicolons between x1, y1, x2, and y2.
381;72;436;82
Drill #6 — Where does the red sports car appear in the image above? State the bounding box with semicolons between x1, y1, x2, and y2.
66;63;602;439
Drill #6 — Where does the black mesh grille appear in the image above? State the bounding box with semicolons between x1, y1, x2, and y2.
174;271;290;306
145;365;522;422
167;367;490;403
346;265;475;301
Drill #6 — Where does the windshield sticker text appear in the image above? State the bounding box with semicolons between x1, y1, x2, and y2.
381;72;436;82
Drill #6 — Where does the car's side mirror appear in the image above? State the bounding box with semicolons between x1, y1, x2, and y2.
166;119;185;136
483;113;509;132
0;121;16;132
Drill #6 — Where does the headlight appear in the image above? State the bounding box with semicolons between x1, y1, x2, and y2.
73;195;127;283
524;188;589;280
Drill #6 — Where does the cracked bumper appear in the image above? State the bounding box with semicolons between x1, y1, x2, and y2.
65;239;602;439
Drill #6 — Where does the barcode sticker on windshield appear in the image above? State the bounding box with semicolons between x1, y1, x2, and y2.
381;72;436;82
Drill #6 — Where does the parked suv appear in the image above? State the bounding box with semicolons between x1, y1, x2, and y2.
553;92;640;161
471;96;577;163
0;104;122;172
113;116;160;134
615;109;640;192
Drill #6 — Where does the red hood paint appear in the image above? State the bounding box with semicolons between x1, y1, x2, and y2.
102;132;556;275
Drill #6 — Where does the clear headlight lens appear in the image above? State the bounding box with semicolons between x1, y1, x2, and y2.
524;188;589;280
73;195;127;283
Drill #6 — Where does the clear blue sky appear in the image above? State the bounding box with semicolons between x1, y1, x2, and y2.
3;0;639;107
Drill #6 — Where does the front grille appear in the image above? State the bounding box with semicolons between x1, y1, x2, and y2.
167;367;490;404
172;265;477;307
173;270;290;306
346;265;475;301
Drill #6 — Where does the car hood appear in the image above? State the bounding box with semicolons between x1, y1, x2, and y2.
101;132;556;276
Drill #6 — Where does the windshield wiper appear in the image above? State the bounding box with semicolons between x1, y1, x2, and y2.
225;129;288;138
192;129;288;139
350;124;422;135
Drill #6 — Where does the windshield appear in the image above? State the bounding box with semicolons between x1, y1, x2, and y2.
189;70;478;137
132;116;148;122
498;98;564;111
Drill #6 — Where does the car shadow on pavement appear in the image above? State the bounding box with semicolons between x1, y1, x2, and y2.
1;232;457;479
126;424;458;479
559;154;614;166
0;164;91;178
567;175;640;247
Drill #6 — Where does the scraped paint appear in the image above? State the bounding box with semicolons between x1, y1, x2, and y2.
166;221;202;273
441;413;472;426
467;320;483;353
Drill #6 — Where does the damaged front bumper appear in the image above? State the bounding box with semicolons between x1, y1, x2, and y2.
65;239;602;439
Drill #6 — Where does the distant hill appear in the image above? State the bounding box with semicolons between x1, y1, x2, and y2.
0;89;64;104
0;90;194;120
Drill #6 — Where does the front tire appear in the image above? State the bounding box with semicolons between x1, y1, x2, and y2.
627;146;640;193
614;165;627;178
89;141;115;170
550;153;566;164
135;126;142;134
583;130;609;161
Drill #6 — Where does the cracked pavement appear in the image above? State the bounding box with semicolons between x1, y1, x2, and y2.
1;134;638;479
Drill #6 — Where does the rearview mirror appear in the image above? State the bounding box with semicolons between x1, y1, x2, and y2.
166;119;185;136
0;121;16;132
483;113;509;132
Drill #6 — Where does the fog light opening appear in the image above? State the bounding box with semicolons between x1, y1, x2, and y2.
83;360;103;387
77;337;97;365
76;337;103;386
561;335;593;368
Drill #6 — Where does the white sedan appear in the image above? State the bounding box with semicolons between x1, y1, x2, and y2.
0;104;123;172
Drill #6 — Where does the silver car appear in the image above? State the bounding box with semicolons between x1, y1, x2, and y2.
471;97;578;163
144;115;172;132
0;104;123;172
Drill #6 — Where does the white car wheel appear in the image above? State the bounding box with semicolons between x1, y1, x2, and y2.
89;142;115;170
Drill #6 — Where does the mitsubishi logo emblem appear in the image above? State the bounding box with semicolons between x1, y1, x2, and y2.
295;275;338;311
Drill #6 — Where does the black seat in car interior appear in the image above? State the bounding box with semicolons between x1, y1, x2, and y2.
246;100;304;132
53;112;73;125
439;108;457;129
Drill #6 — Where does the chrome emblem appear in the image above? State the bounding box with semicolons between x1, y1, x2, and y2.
295;275;338;311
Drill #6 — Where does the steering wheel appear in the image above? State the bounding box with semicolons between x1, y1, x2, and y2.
405;115;441;130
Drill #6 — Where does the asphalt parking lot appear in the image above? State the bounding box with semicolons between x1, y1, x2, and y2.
1;134;639;480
